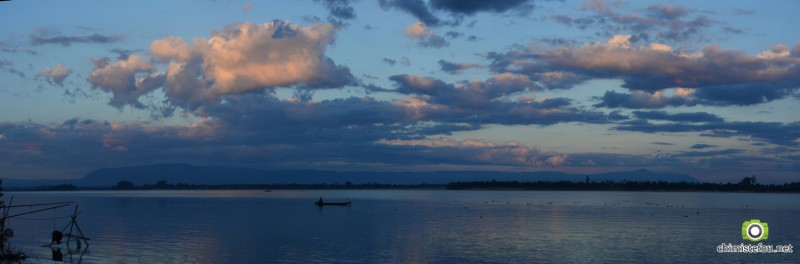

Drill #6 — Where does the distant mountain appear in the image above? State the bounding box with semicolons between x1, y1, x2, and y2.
4;164;699;188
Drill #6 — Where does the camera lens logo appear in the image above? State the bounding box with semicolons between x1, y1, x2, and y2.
742;219;769;242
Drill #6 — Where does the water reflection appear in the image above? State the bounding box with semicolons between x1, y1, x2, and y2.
5;190;799;263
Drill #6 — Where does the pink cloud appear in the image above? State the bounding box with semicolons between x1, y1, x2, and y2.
36;64;72;86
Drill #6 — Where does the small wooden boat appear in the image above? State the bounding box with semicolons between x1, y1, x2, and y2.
315;201;351;206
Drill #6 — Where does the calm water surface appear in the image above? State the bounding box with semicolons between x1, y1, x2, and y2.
4;190;799;263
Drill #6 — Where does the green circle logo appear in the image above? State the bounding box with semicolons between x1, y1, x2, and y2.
742;219;769;242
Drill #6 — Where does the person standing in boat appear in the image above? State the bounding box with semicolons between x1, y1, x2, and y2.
318;197;323;205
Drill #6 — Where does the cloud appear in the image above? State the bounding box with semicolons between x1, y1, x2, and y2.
690;143;717;149
380;138;570;167
0;112;451;178
491;35;800;107
733;9;756;16
0;108;588;179
382;58;397;66
0;118;223;176
593;90;698;109
438;59;479;74
404;22;448;48
379;0;534;27
404;21;428;38
36;64;73;87
375;137;764;170
400;56;411;66
608;110;629;121
552;0;723;45
616;121;800;146
444;31;462;39
645;4;688;20
159;21;353;94
0;60;26;78
243;3;253;14
429;0;533;15
389;73;538;108
149;36;192;61
203;95;425;141
651;142;674;146
386;73;608;125
87;20;356;111
87;55;163;109
30;29;123;46
673;149;744;158
536;37;579;47
313;0;356;25
110;48;142;60
0;42;38;55
632;110;724;123
0;89;792;180
380;0;442;26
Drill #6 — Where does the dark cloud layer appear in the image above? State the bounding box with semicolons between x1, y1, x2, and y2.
430;0;532;15
385;74;608;126
632;111;724;123
616;121;800;146
380;0;534;27
438;59;479;74
674;149;743;158
313;0;357;25
0;85;605;177
690;143;717;149
380;0;443;26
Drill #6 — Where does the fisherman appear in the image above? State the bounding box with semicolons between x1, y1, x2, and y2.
318;197;324;204
50;230;63;245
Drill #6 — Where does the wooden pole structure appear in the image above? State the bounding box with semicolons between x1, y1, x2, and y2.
60;205;89;249
4;204;71;219
0;197;10;251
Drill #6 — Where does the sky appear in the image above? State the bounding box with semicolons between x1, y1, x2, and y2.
0;0;798;183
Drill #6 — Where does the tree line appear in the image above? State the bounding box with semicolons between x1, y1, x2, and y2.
446;176;800;192
110;180;444;190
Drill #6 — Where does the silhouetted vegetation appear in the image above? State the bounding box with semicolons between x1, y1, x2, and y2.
0;245;27;263
447;176;800;192
20;184;80;192
114;180;135;190
118;181;446;190
0;179;29;262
